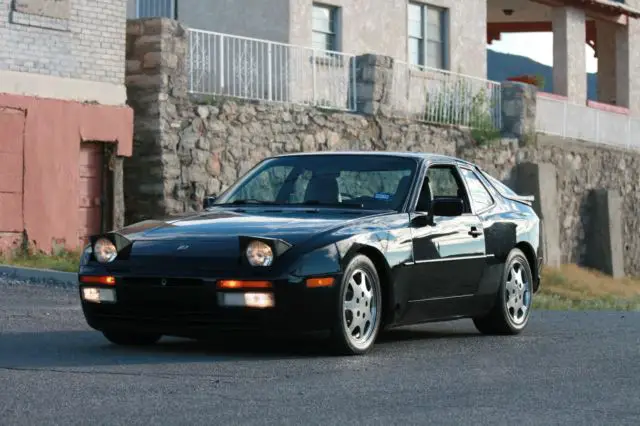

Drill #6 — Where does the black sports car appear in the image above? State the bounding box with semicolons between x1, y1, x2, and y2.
78;152;543;355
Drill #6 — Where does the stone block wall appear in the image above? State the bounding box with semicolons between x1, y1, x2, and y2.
124;18;640;277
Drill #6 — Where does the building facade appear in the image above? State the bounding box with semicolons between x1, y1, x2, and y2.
128;0;488;78
128;0;640;149
0;0;133;254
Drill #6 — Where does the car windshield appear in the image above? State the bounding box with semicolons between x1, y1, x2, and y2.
214;154;419;211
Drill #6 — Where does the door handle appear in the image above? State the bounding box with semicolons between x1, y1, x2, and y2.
468;226;482;237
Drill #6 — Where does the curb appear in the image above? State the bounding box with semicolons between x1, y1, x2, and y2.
0;264;78;289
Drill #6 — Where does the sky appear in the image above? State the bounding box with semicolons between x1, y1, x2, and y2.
488;32;599;73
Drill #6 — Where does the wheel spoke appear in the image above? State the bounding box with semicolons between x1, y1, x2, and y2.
506;295;517;310
513;266;523;285
505;278;515;292
347;317;360;334
344;299;358;312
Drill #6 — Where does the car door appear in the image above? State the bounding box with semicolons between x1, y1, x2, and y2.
408;163;487;301
456;165;498;294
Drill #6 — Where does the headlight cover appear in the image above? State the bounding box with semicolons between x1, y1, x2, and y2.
94;238;118;263
246;240;274;267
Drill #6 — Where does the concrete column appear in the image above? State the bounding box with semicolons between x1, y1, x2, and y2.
354;54;394;116
500;81;537;142
552;7;587;104
615;19;640;115
587;189;624;278
596;21;617;104
515;162;561;268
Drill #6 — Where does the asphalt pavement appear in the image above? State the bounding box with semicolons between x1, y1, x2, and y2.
1;277;639;426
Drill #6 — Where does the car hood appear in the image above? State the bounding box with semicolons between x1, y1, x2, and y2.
117;207;384;246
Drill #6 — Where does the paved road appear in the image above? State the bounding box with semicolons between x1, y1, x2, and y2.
1;278;639;426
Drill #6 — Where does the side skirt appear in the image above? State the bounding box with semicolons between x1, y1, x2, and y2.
390;294;494;327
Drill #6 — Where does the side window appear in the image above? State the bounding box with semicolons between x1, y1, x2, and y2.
417;165;471;213
460;168;494;211
427;166;461;198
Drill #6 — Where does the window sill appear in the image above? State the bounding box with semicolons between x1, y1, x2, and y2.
310;52;347;68
10;11;70;32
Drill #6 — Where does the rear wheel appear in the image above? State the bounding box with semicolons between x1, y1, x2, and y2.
473;248;533;335
102;330;162;346
331;254;382;355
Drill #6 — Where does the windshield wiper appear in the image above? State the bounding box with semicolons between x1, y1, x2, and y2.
217;199;278;206
294;200;364;208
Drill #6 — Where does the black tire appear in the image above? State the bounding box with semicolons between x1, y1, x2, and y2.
473;248;534;335
102;330;162;346
330;254;383;355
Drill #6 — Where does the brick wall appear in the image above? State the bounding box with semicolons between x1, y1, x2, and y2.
0;0;126;85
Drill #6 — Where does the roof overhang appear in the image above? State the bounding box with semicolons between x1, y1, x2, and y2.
532;0;640;19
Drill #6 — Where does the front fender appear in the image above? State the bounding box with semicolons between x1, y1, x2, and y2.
289;243;341;278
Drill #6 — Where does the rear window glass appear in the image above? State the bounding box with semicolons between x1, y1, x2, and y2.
480;170;519;198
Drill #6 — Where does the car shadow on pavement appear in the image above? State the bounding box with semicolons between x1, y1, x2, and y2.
0;322;481;368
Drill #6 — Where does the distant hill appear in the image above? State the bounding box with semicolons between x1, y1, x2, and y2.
487;49;597;101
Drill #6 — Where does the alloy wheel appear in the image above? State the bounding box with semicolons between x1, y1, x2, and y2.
342;268;378;348
504;260;532;326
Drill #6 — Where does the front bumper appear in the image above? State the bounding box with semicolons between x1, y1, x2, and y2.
79;274;341;338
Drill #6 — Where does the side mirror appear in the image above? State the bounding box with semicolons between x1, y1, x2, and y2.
432;198;464;217
410;214;432;228
203;194;217;209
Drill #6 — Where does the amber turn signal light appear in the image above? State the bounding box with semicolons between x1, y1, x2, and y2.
79;275;116;285
305;277;335;288
216;280;272;289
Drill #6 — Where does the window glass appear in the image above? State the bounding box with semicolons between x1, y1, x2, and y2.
407;2;446;69
427;167;460;197
230;166;294;202
460;168;494;211
409;38;422;65
338;170;412;201
312;4;338;51
480;170;519;198
217;155;418;210
137;0;175;18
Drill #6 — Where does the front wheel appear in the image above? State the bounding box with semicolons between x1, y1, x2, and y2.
331;254;383;355
102;330;162;346
473;248;533;335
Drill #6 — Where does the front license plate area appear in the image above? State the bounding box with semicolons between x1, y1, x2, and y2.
118;278;213;315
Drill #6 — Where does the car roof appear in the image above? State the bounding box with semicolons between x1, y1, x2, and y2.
273;151;477;167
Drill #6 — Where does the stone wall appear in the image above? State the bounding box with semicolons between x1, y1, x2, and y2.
124;18;640;276
519;135;640;276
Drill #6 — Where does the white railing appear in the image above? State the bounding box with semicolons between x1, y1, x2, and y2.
187;29;357;111
390;61;502;131
536;95;640;150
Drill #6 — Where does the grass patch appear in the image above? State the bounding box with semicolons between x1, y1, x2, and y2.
534;264;640;311
0;249;82;273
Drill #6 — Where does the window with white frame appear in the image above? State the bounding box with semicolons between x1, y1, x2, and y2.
312;3;340;51
136;0;176;19
408;2;447;69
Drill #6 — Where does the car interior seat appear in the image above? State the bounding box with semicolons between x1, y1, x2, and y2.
415;177;433;212
304;173;341;204
394;175;412;203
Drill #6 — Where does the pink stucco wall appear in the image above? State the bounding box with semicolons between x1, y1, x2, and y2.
0;93;133;254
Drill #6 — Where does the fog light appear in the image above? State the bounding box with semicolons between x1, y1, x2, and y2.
82;287;116;304
218;292;275;308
